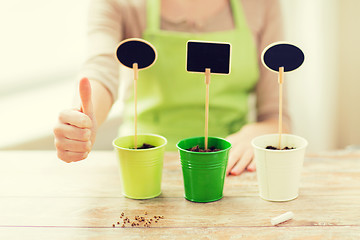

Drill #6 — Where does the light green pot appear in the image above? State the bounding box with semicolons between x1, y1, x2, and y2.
113;134;167;199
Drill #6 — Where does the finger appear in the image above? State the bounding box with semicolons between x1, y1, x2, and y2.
226;147;245;175
225;135;236;145
57;150;88;163
55;137;92;153
230;149;254;175
54;123;91;141
79;77;94;117
247;160;256;172
58;109;92;129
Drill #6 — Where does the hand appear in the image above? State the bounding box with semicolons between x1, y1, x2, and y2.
225;119;281;176
54;78;97;163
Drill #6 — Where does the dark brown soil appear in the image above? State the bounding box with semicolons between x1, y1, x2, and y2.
134;143;155;149
266;146;295;150
187;145;221;152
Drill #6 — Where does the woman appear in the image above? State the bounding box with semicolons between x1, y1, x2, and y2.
54;0;290;175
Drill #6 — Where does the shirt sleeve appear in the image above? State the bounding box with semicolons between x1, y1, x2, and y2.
254;0;291;128
79;0;124;102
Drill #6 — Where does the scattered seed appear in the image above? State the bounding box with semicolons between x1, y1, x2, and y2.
113;211;164;228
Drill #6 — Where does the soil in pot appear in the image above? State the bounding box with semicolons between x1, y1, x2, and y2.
187;145;221;152
133;143;156;149
266;146;295;150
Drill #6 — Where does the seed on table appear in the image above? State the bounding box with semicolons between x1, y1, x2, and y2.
114;211;165;228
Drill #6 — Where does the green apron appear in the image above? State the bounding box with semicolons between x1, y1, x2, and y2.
119;0;259;150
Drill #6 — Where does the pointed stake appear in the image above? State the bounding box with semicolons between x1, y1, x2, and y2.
278;66;284;149
133;63;139;149
205;68;211;150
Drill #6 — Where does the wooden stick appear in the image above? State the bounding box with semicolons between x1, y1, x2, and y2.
133;63;138;149
205;68;211;150
278;66;284;149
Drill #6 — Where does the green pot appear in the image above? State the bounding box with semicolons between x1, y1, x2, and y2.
177;136;231;203
113;134;167;199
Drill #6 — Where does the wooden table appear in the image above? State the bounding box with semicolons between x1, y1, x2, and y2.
1;151;360;239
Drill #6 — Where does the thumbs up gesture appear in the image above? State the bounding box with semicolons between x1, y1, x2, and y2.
54;78;98;162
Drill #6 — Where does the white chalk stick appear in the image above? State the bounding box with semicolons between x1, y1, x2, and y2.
271;211;294;226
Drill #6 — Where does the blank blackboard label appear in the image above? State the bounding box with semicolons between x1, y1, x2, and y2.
186;40;231;74
262;42;304;72
116;38;157;69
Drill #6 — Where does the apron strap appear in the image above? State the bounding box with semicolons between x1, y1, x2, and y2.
146;0;161;32
229;0;247;30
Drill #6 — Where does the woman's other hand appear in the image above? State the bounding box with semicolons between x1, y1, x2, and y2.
226;119;285;176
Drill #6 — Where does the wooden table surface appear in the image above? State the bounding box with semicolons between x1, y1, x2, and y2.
0;150;360;239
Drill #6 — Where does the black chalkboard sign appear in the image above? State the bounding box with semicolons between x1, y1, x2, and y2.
186;40;231;74
262;42;304;72
116;38;157;69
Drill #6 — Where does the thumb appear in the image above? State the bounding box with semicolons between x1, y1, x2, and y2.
79;77;94;117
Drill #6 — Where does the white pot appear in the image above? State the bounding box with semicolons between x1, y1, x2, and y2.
251;134;308;202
